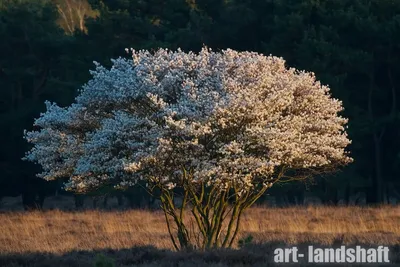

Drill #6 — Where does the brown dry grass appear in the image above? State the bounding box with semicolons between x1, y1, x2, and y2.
1;205;399;255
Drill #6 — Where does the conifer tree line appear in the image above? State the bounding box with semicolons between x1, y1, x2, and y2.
1;0;400;208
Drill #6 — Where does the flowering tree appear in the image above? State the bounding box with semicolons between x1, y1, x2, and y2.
24;48;352;250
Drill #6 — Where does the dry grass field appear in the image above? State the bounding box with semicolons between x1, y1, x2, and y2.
0;206;399;266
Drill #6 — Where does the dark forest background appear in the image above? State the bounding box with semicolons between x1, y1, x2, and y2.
1;0;400;210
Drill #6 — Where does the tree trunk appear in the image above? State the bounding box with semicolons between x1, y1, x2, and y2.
117;194;124;206
344;183;350;205
103;196;108;208
92;197;98;209
74;195;84;209
373;133;383;203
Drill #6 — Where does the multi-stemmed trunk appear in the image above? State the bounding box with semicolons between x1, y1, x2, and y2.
156;172;268;251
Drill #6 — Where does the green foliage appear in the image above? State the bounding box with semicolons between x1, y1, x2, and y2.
93;254;115;267
0;0;92;198
238;235;254;248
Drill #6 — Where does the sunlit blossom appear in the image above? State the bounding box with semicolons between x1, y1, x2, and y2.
23;47;352;194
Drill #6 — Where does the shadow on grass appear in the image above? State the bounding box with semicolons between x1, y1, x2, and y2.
1;242;399;267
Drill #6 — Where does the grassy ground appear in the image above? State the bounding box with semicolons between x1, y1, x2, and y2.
0;206;399;266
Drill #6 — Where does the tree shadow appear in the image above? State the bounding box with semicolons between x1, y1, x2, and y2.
1;241;399;267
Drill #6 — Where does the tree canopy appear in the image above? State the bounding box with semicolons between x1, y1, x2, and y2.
24;48;352;249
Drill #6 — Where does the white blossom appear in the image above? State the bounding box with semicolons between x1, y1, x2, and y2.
23;47;352;193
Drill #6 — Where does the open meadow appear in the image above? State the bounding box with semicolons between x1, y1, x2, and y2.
1;206;399;266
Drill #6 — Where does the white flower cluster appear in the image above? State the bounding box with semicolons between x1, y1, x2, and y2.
23;48;352;193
